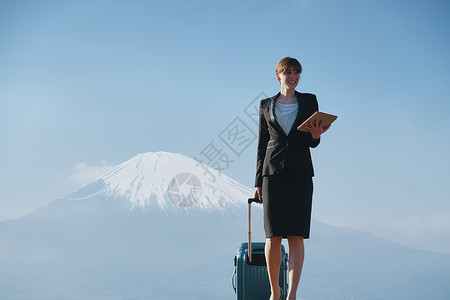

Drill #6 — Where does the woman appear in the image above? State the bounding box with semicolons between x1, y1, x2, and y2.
254;57;329;300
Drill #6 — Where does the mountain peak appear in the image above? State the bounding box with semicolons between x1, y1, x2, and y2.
64;151;252;214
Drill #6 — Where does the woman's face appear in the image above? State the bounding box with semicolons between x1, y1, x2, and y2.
276;70;300;91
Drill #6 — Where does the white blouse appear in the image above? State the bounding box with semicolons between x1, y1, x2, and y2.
275;100;298;135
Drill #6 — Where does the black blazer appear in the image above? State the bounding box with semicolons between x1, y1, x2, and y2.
255;91;320;187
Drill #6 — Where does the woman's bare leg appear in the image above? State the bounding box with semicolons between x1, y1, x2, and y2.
286;236;305;300
265;237;283;300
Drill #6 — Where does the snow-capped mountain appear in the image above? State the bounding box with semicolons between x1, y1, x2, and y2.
1;151;449;300
64;151;252;213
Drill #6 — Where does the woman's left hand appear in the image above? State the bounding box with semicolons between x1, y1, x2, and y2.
306;119;330;140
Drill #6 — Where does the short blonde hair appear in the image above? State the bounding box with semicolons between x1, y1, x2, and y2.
275;57;302;74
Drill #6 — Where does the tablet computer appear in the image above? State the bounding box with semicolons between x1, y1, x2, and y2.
297;111;338;132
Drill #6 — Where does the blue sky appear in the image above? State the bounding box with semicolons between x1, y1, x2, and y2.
1;0;450;253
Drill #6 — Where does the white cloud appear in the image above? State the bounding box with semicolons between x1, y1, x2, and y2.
429;212;450;234
70;161;117;186
318;211;450;254
357;214;450;254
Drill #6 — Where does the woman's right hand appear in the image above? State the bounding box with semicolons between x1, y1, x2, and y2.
254;187;263;203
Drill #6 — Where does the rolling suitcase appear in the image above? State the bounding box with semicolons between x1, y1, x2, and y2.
232;198;288;300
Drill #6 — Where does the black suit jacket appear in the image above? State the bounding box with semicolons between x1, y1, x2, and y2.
255;91;320;187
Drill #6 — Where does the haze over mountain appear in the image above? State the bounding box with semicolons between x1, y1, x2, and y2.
1;152;449;300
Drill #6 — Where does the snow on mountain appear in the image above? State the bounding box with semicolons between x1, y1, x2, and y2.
63;151;253;214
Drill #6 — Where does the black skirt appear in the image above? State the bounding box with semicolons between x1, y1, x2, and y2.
262;174;313;238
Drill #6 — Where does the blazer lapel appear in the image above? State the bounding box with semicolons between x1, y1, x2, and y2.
269;93;287;136
287;91;305;136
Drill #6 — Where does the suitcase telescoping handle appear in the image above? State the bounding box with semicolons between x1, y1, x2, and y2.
247;197;262;263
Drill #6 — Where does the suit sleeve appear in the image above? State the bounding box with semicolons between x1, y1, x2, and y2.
309;95;321;148
309;95;320;148
255;101;270;187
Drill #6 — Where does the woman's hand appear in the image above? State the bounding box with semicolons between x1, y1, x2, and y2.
254;187;263;203
306;119;331;140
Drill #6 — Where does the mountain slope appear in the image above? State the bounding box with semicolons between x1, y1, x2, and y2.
0;151;449;300
305;220;450;299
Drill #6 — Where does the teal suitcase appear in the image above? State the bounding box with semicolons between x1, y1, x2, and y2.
232;198;288;300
